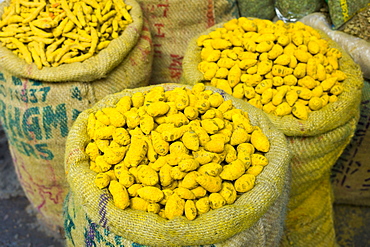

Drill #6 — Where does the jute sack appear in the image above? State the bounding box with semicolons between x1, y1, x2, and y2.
135;0;240;85
181;19;363;247
279;116;359;247
280;178;336;246
0;0;153;232
63;83;291;247
331;79;370;206
300;13;370;205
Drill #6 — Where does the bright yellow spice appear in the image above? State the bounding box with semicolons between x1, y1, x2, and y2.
174;187;196;200
109;180;130;209
184;200;197;220
94;173;111;189
219;159;245;180
165;193;185;220
85;84;271;220
195;196;210;214
209;192;226;209
196;18;347;120
181;171;200;189
0;0;133;68
246;165;264;176
137;186;164;203
234;174;255;193
118;170;135;188
130;197;149;211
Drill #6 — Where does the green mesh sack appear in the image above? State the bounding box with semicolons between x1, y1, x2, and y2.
64;83;291;246
327;0;370;29
237;0;276;20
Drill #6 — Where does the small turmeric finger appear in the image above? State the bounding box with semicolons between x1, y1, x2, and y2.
10;37;32;64
61;0;83;29
165;193;185;219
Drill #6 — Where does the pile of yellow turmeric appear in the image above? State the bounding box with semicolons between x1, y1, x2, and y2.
196;18;347;120
0;0;132;69
85;84;270;220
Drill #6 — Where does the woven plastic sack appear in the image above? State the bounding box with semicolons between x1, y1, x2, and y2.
135;0;239;85
181;19;363;247
0;0;153;232
300;13;370;80
331;80;370;206
64;83;291;247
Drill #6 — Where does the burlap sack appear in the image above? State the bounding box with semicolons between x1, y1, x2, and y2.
135;0;239;85
182;19;363;247
280;178;336;246
300;12;370;206
64;83;291;247
279;117;358;247
331;80;370;206
0;0;153;232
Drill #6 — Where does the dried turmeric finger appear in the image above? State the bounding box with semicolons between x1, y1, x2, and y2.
85;85;272;220
209;192;226;209
219;181;237;204
219;159;245;180
94;172;111;189
22;2;46;24
196;174;222;193
61;0;82;29
195;18;347;120
165;193;185;220
130;197;149;211
234;174;255;193
195;196;210;214
28;41;42;69
137;186;164;203
184;200;197;220
109;180;130;209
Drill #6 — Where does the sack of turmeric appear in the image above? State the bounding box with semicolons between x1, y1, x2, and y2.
63;83;291;246
182;17;363;247
300;13;370;206
135;0;239;85
0;0;153;232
